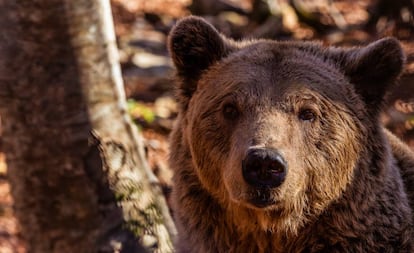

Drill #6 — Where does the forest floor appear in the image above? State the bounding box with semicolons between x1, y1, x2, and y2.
1;0;414;252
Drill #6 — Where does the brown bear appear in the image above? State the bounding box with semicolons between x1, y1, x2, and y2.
168;16;414;252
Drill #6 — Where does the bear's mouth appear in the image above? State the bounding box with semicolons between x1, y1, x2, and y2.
246;188;277;208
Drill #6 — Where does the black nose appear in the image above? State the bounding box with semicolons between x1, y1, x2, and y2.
242;148;287;188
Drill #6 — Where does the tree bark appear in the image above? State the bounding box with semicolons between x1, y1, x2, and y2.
0;1;175;252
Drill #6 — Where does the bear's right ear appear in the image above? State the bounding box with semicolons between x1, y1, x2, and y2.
168;16;234;100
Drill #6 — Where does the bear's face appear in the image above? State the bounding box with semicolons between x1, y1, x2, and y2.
169;17;404;232
184;43;363;217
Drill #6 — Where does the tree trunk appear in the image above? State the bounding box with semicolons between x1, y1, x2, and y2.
0;1;175;252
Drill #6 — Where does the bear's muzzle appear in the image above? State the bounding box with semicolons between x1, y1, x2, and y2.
242;148;287;189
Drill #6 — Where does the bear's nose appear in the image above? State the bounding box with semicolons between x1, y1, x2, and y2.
242;148;287;188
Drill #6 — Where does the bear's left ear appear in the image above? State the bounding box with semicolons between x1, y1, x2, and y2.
168;16;235;100
338;38;405;114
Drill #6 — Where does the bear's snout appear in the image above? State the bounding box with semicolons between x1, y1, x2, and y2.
242;148;287;189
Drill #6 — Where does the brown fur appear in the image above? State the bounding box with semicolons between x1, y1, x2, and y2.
386;129;414;216
168;16;414;252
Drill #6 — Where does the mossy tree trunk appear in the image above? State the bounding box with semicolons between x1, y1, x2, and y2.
0;1;175;252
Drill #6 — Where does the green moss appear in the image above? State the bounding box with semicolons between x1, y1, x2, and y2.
127;99;155;124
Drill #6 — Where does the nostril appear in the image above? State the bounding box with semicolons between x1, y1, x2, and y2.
242;148;287;188
251;158;261;170
269;156;286;173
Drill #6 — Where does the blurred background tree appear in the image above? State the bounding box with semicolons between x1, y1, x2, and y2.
0;1;175;252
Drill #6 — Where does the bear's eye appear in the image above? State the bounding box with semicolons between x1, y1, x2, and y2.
298;109;316;122
222;103;240;120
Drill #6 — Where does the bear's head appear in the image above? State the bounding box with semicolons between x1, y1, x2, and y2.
168;16;405;233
